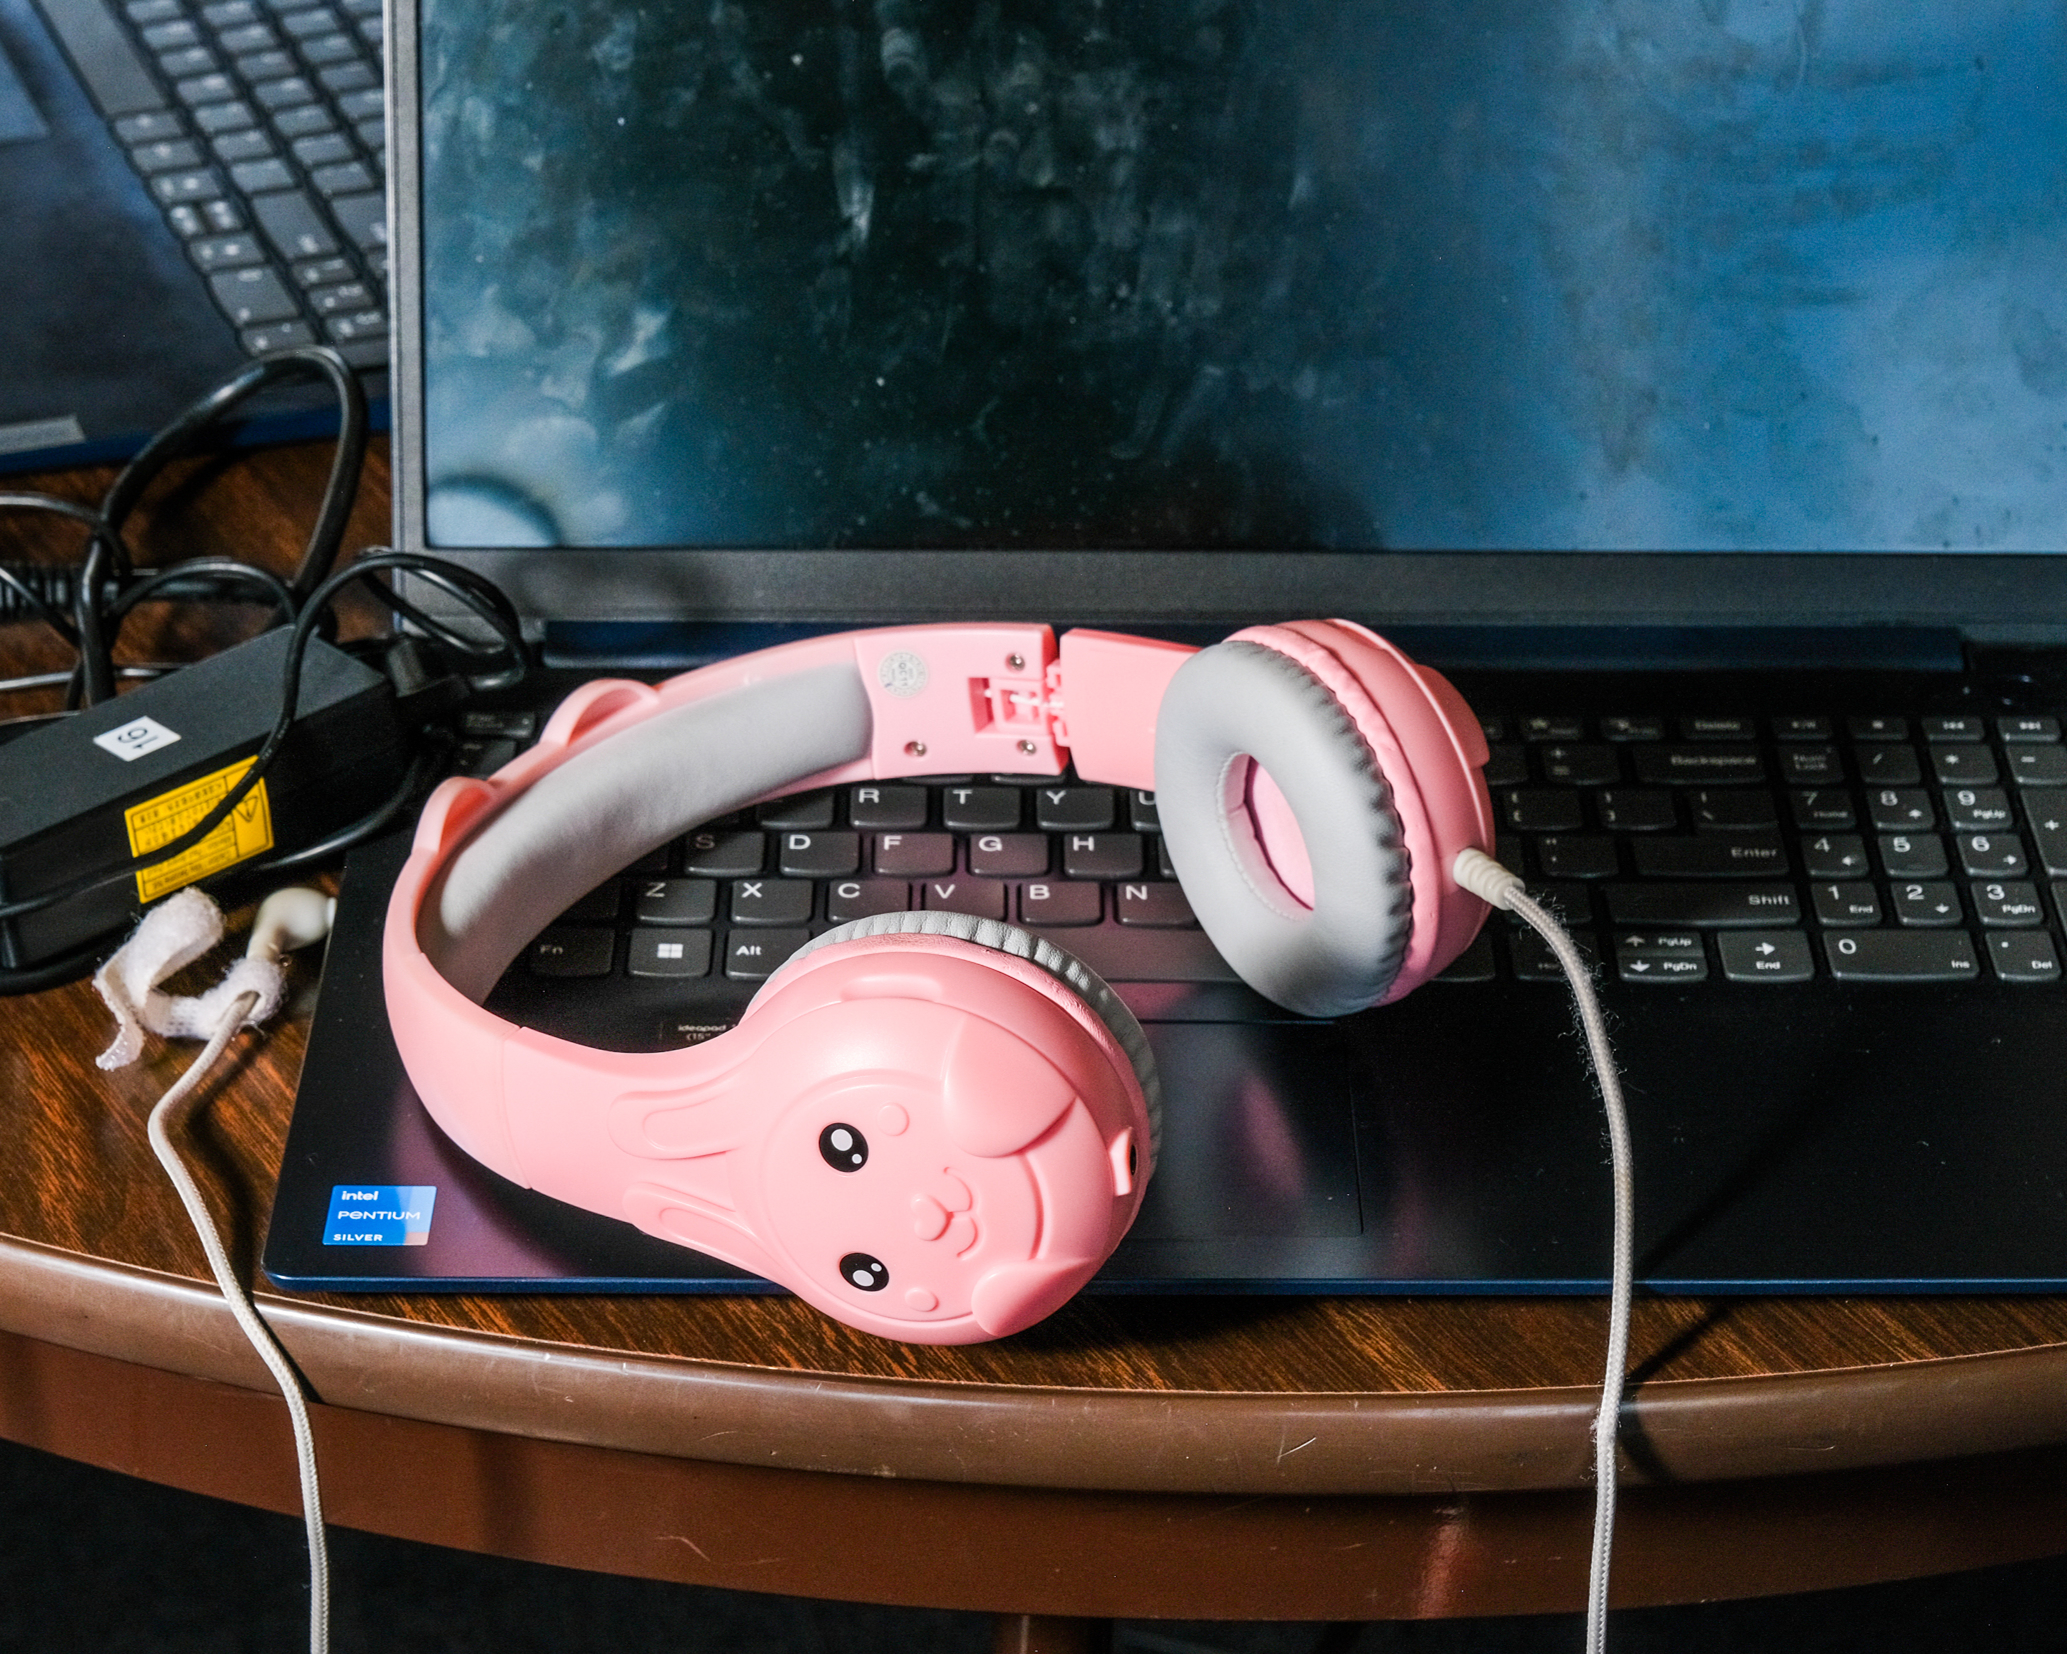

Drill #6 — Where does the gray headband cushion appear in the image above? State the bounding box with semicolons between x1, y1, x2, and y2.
1153;640;1413;1018
424;663;872;1000
785;910;1163;1169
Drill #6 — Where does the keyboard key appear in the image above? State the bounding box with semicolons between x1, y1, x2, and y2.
140;15;201;46
316;59;376;91
1018;881;1100;926
749;788;833;829
1922;715;1985;742
310;158;374;195
1519;715;1583;741
1538;744;1618;785
1943;786;2012;831
2000;716;2062;742
1822;930;1978;982
941;785;1020;830
1956;831;2027;877
336;86;384;120
211;127;276;162
270;102;336;136
1855;746;1923;785
1614;932;1706;984
2030;808;2067;874
239;318;314;351
229;156;294;192
1680;715;1754;741
1716;931;1815;983
158;45;219;77
777;831;859;877
200;196;242;231
166;203;206;238
628;929;713;979
234;48;295;79
1116;881;1197;928
1593;788;1674;831
1432;933;1496;982
825;878;910;923
1033;785;1114;831
1510;928;1598;981
152;167;224;203
1890;880;1961;927
208;264;297;323
300;28;357;60
192;99;256;132
129;136;203;171
1127;791;1160;831
529;928;613;977
1535;835;1617;880
920;878;1006;920
323;306;384;342
1800;833;1868;879
291;253;354;287
1777;745;1842;785
216;21;278;50
1689;788;1777;829
2008;745;2067;785
848;783;927;830
115;111;186;142
203;0;263;19
873;832;953;876
1789;787;1855;828
290;130;353;166
1604;883;1800;927
1971;879;2043;927
723;929;809;981
127;0;183;20
1878;832;1947;877
682;829;762;877
1989;931;2061;983
1929;745;1997;785
1810;882;1882;926
252;187;337;256
189;231;264;269
1772;715;1832;741
279;4;338;33
253;75;315;110
1632;744;1763;785
308;280;371;314
328;189;385;249
354;115;384;150
1865;787;1933;831
173;71;237;103
632;877;717;926
1482;744;1527;787
968;832;1048;877
1598;715;1664;742
1847;716;1908;741
1061;832;1143;879
729;878;811;926
1630;834;1787;878
1503;789;1583;833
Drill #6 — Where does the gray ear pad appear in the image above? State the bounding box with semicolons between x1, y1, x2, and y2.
1153;640;1413;1018
425;663;872;1001
784;910;1163;1170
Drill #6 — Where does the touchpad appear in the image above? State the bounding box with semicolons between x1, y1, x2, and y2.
1127;1021;1362;1240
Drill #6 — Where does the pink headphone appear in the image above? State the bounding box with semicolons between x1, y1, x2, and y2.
384;621;1495;1342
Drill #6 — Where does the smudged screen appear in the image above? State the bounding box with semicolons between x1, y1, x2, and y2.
420;1;2067;552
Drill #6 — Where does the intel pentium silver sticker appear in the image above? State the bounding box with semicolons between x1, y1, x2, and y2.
325;1185;437;1246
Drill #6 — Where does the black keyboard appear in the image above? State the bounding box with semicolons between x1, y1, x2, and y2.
1460;709;2067;988
36;0;388;364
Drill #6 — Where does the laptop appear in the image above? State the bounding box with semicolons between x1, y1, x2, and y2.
265;2;2067;1297
0;0;388;467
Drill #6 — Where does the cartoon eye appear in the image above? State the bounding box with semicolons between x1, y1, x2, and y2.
839;1251;888;1291
818;1123;868;1171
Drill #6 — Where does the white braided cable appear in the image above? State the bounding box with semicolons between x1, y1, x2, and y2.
1455;850;1633;1654
146;992;330;1654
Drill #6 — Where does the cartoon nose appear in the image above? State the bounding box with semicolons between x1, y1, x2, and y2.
910;1193;950;1239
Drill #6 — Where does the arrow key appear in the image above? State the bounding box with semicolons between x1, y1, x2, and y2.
1717;930;1815;983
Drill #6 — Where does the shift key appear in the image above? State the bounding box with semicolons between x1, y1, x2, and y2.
1604;882;1800;927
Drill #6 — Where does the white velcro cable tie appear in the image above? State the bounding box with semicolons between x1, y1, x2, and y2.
94;888;285;1071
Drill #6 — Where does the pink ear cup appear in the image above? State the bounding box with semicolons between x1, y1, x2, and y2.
1218;621;1495;1002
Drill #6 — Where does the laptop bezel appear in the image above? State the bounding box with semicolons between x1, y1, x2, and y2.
382;0;2067;645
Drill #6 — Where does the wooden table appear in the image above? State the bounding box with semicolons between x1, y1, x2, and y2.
5;441;2067;1651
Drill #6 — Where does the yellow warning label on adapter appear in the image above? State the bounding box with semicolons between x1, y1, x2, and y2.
124;758;274;903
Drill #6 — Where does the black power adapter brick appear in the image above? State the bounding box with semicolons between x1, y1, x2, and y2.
0;629;407;968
